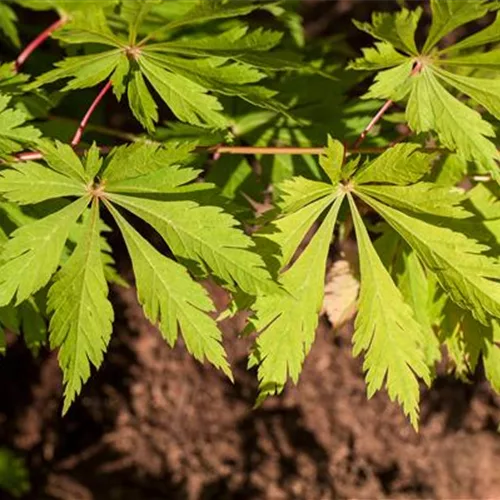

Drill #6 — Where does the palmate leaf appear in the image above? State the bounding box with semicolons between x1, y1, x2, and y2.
248;147;344;400
28;0;287;130
250;196;344;402
350;3;500;179
348;194;430;429
0;139;254;412
48;200;113;414
108;203;231;378
0;94;41;157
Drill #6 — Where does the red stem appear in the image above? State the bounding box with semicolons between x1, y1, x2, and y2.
352;61;424;149
15;17;68;72
352;99;394;149
14;151;44;162
70;81;113;147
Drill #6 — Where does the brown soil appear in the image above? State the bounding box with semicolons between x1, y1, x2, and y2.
0;285;499;500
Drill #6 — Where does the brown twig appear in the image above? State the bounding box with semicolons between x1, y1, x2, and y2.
203;145;389;155
70;81;113;147
11;144;444;163
15;16;68;72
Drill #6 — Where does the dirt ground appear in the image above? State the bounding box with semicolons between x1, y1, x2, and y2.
0;283;499;500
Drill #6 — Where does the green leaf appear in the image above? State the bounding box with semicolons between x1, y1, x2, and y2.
120;0;159;45
48;200;113;414
53;15;125;48
353;144;432;186
319;136;344;184
149;26;282;57
0;197;90;306
406;68;500;179
127;68;158;133
16;0;118;12
395;247;441;369
353;7;422;56
276;176;336;214
438;304;500;393
138;56;227;128
441;50;500;70
357;191;500;324
83;143;103;179
483;320;500;393
428;153;467;186
29;50;122;91
150;0;270;33
348;194;430;429
0;448;30;498
102;141;195;184
109;203;231;378
440;12;500;53
432;67;500;120
0;161;86;204
259;194;337;272
357;183;471;219
251;196;343;401
423;0;490;54
363;60;414;101
348;42;408;71
38;140;89;183
0;94;41;157
0;3;20;47
110;54;130;101
107;193;278;296
19;297;47;356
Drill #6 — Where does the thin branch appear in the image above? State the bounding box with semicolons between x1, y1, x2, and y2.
352;100;394;149
70;81;113;147
15;16;68;72
11;143;444;164
352;60;423;149
203;145;387;155
48;115;142;143
14;151;44;162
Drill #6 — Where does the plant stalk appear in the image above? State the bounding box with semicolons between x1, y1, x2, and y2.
70;81;113;147
15;16;68;72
